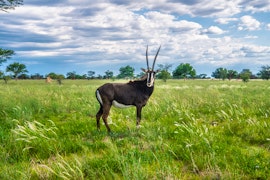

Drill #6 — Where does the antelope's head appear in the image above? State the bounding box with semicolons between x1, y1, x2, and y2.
141;45;161;87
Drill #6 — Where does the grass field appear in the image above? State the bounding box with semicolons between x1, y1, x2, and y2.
0;79;269;179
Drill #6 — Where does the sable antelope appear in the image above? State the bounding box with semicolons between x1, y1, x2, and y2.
95;45;161;132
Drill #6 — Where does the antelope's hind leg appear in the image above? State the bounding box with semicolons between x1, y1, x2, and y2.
102;104;112;133
96;106;103;131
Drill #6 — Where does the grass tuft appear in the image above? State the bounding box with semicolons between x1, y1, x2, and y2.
11;119;59;158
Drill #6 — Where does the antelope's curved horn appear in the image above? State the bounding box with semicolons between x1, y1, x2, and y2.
146;45;149;70
152;45;161;70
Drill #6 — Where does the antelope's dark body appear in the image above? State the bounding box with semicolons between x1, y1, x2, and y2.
97;77;154;107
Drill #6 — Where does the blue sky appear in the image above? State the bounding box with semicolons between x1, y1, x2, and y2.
1;0;270;77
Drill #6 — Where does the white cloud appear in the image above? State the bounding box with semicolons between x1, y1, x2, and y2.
242;0;270;13
238;15;261;31
192;0;241;17
267;24;270;30
215;17;238;24
203;26;225;34
244;35;258;39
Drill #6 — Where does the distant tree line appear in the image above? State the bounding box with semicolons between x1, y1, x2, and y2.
210;66;270;82
1;48;270;83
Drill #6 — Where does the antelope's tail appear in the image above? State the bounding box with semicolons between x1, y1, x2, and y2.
95;89;103;106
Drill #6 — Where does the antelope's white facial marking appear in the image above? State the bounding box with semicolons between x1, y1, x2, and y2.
113;100;132;108
147;72;155;87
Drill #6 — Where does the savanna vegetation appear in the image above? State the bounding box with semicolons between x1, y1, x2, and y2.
0;79;269;179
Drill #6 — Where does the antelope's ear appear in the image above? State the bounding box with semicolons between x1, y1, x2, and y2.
141;68;147;72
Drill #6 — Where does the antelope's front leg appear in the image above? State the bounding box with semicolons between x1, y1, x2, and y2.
136;106;142;128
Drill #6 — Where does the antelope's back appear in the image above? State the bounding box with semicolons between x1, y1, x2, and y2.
96;83;114;99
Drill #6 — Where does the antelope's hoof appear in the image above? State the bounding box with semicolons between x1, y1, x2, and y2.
136;125;142;129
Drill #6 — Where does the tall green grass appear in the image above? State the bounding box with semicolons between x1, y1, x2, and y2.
0;79;269;179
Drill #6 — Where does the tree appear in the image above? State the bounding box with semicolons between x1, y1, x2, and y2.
56;74;65;85
239;69;252;82
81;74;87;79
0;48;15;66
156;64;172;82
0;71;11;83
66;71;76;79
198;74;207;79
3;75;11;83
6;62;28;79
212;67;227;80
172;63;196;79
47;72;58;79
31;73;43;79
87;71;95;79
0;0;23;11
117;65;134;79
258;65;270;80
0;71;7;83
227;69;238;80
104;70;113;79
17;73;29;79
